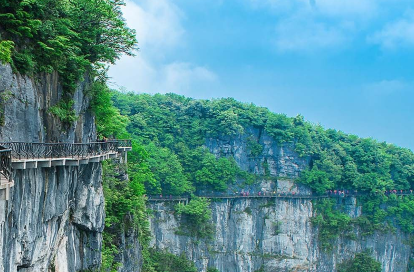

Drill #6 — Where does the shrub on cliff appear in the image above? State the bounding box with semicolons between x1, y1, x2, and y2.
175;197;214;239
147;249;197;272
337;251;381;272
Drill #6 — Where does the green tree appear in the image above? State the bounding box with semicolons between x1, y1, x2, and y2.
146;143;193;195
175;197;214;238
195;154;239;191
90;82;129;138
337;251;381;272
300;169;334;194
0;0;137;124
148;249;197;272
0;40;14;63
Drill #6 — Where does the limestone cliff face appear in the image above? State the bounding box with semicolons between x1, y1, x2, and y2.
149;196;411;272
149;129;412;272
206;127;309;178
0;64;104;272
114;216;143;272
0;164;104;272
206;127;311;195
0;64;95;143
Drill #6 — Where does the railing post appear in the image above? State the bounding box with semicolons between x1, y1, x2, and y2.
0;147;12;183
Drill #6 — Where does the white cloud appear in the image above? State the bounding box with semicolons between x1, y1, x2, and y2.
246;0;303;12
369;11;414;49
247;0;414;53
312;0;376;18
109;0;218;94
109;54;217;94
246;0;375;52
161;63;217;94
123;0;185;52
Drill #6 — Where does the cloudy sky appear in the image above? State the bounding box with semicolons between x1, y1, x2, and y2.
109;0;414;151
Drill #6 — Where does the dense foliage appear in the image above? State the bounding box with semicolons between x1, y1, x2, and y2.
101;159;152;271
0;0;136;124
311;199;354;250
102;152;198;272
90;81;129;138
111;92;259;195
146;249;197;272
111;92;414;196
175;197;214;238
337;251;381;272
110;92;414;256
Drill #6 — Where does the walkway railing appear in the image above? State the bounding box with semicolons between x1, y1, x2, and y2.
147;190;414;201
118;139;132;148
0;146;12;182
0;141;131;160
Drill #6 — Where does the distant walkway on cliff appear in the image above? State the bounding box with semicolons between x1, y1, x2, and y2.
0;140;132;200
147;190;414;202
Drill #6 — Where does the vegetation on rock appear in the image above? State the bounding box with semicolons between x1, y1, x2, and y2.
146;249;197;272
175;197;215;239
337;251;381;272
111;92;414;194
102;159;151;271
0;0;136;124
110;91;414;256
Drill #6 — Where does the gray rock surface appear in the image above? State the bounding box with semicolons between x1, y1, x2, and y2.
206;127;309;178
149;196;411;272
115;215;143;272
0;64;96;143
0;64;104;272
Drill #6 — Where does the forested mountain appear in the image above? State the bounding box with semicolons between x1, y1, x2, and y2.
104;91;414;271
2;1;414;271
111;91;414;196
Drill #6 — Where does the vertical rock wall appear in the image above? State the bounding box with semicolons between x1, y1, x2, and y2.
0;64;95;143
206;127;309;179
0;164;104;272
0;64;105;271
149;197;412;272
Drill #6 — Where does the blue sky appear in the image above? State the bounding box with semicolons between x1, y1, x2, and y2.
109;0;414;151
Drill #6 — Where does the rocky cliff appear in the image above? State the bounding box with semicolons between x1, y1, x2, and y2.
206;127;309;179
149;129;413;272
0;63;104;272
0;64;95;143
149;194;411;272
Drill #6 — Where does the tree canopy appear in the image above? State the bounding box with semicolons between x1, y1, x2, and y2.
0;0;137;124
111;92;414;196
